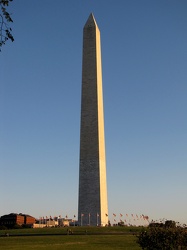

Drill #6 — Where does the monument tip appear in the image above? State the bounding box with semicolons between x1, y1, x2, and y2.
84;13;98;28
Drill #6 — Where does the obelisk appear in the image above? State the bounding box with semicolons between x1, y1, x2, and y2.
78;13;108;226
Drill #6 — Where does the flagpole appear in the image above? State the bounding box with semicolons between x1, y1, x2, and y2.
88;213;90;226
73;215;76;227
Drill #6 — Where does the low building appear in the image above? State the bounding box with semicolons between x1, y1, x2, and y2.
58;218;70;227
32;223;46;228
0;213;35;228
24;214;35;225
46;220;58;227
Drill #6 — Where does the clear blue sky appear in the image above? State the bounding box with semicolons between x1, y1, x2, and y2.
1;0;187;224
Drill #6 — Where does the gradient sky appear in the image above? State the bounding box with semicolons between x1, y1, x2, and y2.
1;0;187;225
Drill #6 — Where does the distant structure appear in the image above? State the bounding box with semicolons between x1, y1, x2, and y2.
33;217;71;228
0;213;35;228
78;13;108;226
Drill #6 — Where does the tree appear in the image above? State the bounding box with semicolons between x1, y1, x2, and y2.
0;0;14;51
137;221;187;249
164;220;176;229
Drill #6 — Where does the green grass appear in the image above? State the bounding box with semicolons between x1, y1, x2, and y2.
0;235;141;250
0;227;142;249
0;226;143;236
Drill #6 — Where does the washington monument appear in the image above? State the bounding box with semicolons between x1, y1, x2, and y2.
78;13;108;226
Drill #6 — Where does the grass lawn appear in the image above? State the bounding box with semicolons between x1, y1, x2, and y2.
0;227;142;250
0;235;141;250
